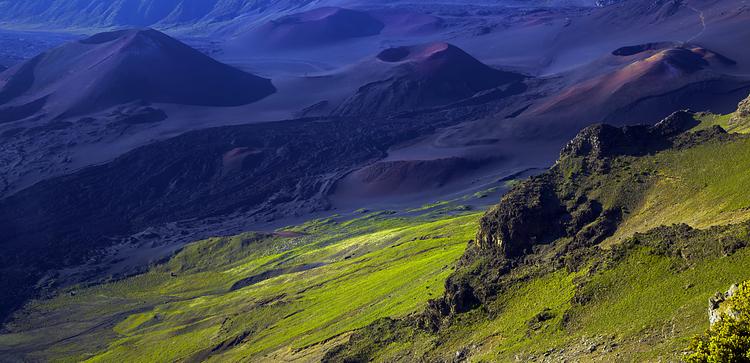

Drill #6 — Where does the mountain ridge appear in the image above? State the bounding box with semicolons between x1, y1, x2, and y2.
0;0;322;30
323;95;750;362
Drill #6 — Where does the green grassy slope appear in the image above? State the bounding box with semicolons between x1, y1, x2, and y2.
600;111;750;244
0;210;480;362
4;101;750;363
336;223;750;362
691;111;750;134
325;103;750;361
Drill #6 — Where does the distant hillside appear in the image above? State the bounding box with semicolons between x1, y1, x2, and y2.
334;42;526;116
0;209;482;362
0;0;320;29
0;28;275;120
246;7;385;50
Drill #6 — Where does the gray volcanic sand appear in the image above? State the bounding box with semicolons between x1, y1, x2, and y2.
2;0;750;207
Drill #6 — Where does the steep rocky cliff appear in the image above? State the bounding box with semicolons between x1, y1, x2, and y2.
419;111;706;322
474;111;700;259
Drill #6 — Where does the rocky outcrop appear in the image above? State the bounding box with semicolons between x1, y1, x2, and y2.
446;111;704;318
731;94;750;124
474;175;622;262
475;175;566;257
652;110;702;136
560;110;698;159
709;284;741;325
476;111;699;262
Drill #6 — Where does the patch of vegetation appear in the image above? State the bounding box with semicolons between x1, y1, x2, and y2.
471;187;498;199
407;200;450;212
604;131;750;245
0;211;480;362
694;111;750;134
687;281;750;362
326;221;750;362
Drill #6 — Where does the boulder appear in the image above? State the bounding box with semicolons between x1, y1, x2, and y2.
731;94;750;124
709;284;741;325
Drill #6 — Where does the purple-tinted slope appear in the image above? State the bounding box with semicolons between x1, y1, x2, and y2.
334;42;526;115
0;28;275;120
249;7;384;49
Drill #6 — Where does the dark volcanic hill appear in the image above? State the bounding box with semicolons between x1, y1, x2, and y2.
333;42;527;116
0;28;275;121
249;7;385;49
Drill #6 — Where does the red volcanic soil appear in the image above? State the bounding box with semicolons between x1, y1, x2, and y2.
251;7;384;49
371;9;443;35
531;44;749;123
0;28;275;121
334;157;488;198
334;42;526;116
374;42;518;82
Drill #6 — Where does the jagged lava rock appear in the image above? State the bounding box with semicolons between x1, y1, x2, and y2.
560;110;699;158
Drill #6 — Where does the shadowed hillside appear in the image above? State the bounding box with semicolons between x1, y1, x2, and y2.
247;7;385;49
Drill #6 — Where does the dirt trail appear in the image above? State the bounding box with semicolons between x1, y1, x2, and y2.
686;3;707;43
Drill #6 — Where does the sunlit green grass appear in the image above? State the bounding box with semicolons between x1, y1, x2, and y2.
325;109;750;362
5;110;750;362
0;211;480;362
692;112;750;134
347;228;750;362
604;135;750;245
